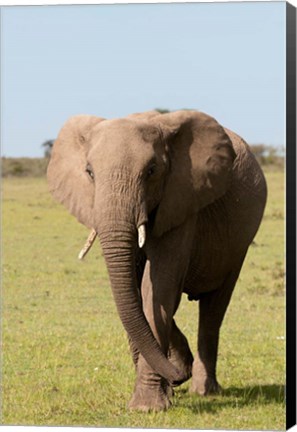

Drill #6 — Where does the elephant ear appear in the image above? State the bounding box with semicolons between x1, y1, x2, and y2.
47;115;105;228
153;110;236;237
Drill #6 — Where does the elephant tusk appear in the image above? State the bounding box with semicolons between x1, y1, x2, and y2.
78;228;97;260
138;224;146;248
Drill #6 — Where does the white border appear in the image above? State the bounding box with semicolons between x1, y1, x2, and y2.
0;0;296;6
0;1;295;431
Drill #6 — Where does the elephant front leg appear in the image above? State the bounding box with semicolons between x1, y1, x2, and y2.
129;319;193;410
129;355;172;412
128;265;182;411
129;220;195;411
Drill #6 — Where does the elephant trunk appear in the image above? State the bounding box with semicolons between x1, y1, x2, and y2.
95;195;183;384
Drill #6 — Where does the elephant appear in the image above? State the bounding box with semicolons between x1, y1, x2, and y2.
47;109;267;412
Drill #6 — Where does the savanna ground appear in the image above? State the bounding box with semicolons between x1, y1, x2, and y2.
2;168;285;429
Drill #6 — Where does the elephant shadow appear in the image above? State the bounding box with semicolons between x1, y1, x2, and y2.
177;384;285;414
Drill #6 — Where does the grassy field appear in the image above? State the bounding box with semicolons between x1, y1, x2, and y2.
2;169;285;429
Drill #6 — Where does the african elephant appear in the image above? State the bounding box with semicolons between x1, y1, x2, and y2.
47;109;267;412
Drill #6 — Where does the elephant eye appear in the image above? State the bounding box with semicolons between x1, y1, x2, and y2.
86;164;94;180
146;163;157;178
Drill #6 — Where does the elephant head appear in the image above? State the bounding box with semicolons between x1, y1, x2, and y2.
47;110;235;384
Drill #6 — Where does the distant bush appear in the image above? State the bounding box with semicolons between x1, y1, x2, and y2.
2;158;49;177
1;142;284;178
250;144;284;169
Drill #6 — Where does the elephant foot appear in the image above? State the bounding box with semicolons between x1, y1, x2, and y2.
129;385;172;412
190;375;222;396
169;322;193;386
190;354;222;396
171;362;192;387
169;353;192;387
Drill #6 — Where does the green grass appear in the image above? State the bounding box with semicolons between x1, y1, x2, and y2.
2;170;285;429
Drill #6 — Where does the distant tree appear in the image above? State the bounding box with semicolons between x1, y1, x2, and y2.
155;108;194;114
250;144;284;167
155;108;171;114
250;144;268;164
42;139;55;158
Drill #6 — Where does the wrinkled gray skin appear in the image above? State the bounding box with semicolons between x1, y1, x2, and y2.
47;110;267;411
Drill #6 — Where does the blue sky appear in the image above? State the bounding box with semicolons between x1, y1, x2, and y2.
2;2;286;157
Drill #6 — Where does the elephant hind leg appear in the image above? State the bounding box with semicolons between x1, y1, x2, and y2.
190;257;246;396
168;319;193;386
